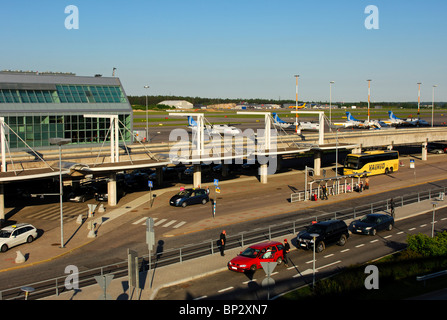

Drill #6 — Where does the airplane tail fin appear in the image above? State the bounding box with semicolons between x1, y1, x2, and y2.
346;112;359;122
188;116;198;127
388;111;397;120
272;113;285;124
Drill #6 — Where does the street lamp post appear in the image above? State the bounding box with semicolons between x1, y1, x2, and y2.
310;233;319;288
294;75;300;133
367;80;371;123
144;85;150;142
432;85;438;128
49;137;71;248
417;82;422;116
329;81;335;125
431;202;437;238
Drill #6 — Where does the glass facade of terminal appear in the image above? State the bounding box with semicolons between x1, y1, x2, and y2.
0;73;133;149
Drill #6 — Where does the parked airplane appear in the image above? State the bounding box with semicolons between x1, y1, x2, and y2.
288;103;307;109
384;111;429;127
333;112;383;129
187;116;242;136
272;113;319;131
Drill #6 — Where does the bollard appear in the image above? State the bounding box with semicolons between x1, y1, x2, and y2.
98;204;105;213
87;221;96;238
76;214;83;225
15;251;26;264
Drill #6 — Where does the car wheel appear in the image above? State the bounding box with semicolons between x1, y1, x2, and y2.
26;235;34;243
370;228;377;236
276;257;283;265
316;241;325;253
250;265;257;272
387;223;393;231
181;202;187;208
1;244;8;252
201;198;207;205
337;234;347;246
385;168;390;174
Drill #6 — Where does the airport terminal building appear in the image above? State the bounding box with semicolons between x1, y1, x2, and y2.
0;71;133;149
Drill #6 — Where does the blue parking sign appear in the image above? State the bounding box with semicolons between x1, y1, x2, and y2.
148;180;153;188
214;179;219;186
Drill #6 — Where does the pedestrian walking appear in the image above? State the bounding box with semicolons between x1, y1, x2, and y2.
219;230;226;256
365;177;370;190
390;198;395;218
322;185;328;200
283;239;290;267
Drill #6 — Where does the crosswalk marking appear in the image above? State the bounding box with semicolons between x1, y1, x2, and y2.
131;217;187;230
173;221;187;228
154;218;167;226
132;217;149;225
162;220;177;228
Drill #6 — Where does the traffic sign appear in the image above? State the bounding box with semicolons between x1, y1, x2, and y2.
94;274;114;300
260;261;277;276
215;187;221;194
148;180;153;188
214;179;219;186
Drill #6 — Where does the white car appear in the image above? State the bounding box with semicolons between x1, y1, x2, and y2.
0;223;38;252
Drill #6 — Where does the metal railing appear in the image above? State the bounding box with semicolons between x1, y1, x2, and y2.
1;185;445;300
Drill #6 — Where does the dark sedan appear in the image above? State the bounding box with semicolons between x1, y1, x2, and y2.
169;188;209;208
349;213;394;235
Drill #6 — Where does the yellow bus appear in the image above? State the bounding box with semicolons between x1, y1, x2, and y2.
343;150;399;176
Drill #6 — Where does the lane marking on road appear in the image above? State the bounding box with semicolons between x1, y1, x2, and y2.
370;239;379;243
194;296;207;300
420;224;427;227
243;280;257;284
397;231;404;235
324;254;334;258
218;287;234;293
384;235;392;239
409;228;416;231
355;244;365;248
340;249;350;253
317;260;341;271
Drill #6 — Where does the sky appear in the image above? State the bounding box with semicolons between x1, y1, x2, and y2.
1;0;446;102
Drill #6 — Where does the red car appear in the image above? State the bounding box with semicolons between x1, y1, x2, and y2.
227;241;285;272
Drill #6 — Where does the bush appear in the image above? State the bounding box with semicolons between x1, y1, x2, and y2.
407;231;447;256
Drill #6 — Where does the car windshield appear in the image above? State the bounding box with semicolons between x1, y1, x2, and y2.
360;216;378;223
177;190;191;197
240;247;260;258
306;224;326;234
0;230;11;238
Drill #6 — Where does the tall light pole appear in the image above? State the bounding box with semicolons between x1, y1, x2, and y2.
329;81;335;125
144;85;150;142
432;85;438;127
417;82;422;116
294;75;300;133
310;233;319;288
49;137;71;248
367;79;371;122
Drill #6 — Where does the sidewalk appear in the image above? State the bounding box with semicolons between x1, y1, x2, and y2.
1;155;446;299
43;188;447;300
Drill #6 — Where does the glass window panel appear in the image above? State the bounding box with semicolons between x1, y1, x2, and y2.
18;90;29;103
43;91;53;103
35;91;45;103
0;91;5;103
11;90;20;103
4;90;14;103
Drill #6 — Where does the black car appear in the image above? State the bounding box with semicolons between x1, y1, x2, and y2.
169;188;209;208
297;220;349;253
349;213;394;236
